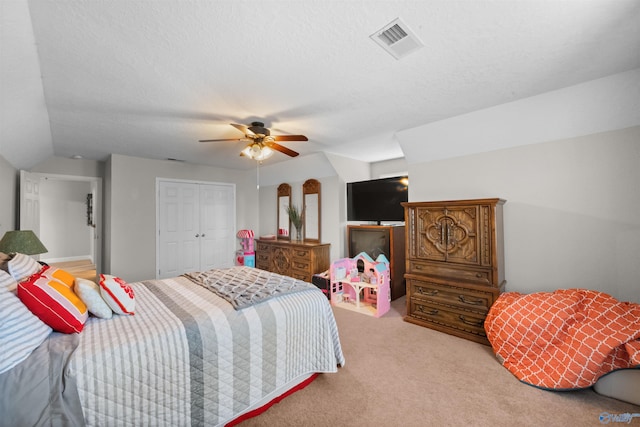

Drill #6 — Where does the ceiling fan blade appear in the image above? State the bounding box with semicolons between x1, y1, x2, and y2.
231;123;253;135
199;138;244;143
266;142;299;157
273;135;308;142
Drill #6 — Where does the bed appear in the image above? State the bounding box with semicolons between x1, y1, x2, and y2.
0;263;345;426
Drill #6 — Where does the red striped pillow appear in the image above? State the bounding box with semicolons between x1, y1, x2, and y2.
99;274;135;315
17;272;88;334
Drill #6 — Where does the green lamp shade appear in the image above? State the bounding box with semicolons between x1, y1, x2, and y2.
0;230;48;255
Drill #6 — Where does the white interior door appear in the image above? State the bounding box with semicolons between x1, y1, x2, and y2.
157;181;199;278
19;170;40;235
199;184;235;270
157;180;235;279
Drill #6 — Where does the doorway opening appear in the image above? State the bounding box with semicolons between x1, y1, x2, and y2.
20;171;102;278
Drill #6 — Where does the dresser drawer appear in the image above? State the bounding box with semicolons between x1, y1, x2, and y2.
257;242;272;252
291;258;311;272
291;248;311;260
407;277;496;314
290;270;310;281
407;298;488;339
256;253;270;263
408;260;492;286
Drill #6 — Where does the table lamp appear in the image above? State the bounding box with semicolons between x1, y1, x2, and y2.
0;230;48;255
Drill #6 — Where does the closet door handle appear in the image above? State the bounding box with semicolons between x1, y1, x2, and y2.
195;234;200;238
201;234;205;237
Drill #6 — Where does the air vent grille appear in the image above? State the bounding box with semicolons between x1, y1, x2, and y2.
379;24;408;46
370;18;424;60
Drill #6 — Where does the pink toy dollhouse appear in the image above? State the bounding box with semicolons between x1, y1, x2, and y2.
329;252;390;317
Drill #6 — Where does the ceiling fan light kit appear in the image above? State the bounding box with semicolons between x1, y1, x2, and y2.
199;121;307;161
242;143;274;161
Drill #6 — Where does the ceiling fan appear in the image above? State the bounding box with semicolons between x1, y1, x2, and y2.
199;121;308;160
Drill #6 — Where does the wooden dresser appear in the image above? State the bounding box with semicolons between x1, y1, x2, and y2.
403;198;506;345
256;239;331;283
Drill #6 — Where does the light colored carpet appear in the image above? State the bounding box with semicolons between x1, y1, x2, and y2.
240;296;639;426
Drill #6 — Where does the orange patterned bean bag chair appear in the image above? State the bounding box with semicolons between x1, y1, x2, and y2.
484;289;640;390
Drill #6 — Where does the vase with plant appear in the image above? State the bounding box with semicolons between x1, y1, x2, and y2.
286;205;303;241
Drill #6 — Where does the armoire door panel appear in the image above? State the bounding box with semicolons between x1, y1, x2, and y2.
415;205;481;266
416;207;447;262
443;205;480;266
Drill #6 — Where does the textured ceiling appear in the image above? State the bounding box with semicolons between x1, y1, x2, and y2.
2;0;640;170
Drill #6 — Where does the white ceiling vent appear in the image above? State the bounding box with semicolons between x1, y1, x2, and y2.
370;18;424;60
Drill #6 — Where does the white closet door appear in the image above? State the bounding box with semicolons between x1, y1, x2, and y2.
158;181;200;278
199;184;235;270
158;180;235;278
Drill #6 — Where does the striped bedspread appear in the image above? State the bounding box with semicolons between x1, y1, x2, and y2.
69;269;345;426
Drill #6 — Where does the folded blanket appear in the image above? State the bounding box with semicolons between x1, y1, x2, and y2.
485;289;640;390
183;266;316;310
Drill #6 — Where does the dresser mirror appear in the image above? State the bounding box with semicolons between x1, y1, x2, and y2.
277;183;291;240
302;179;321;242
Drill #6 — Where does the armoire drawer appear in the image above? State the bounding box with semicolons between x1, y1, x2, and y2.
407;298;488;339
408;260;492;286
407;278;496;314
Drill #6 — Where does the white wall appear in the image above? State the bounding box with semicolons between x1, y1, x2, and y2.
39;179;92;261
0;155;17;237
30;156;104;178
397;69;640;164
107;154;255;282
370;157;408;179
408;126;640;303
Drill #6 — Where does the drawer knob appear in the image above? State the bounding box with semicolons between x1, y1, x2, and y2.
476;273;483;278
459;315;484;327
458;295;483;305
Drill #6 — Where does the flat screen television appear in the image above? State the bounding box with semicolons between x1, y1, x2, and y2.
347;176;408;224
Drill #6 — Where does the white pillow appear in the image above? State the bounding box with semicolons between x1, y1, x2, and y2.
0;287;52;374
7;253;42;282
99;274;135;315
0;269;17;292
75;278;113;319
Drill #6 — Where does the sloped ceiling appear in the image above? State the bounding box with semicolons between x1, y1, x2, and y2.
1;0;639;170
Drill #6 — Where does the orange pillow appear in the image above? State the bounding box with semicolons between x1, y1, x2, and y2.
43;267;75;287
17;271;88;334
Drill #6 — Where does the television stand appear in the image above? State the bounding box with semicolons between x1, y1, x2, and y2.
347;225;405;300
